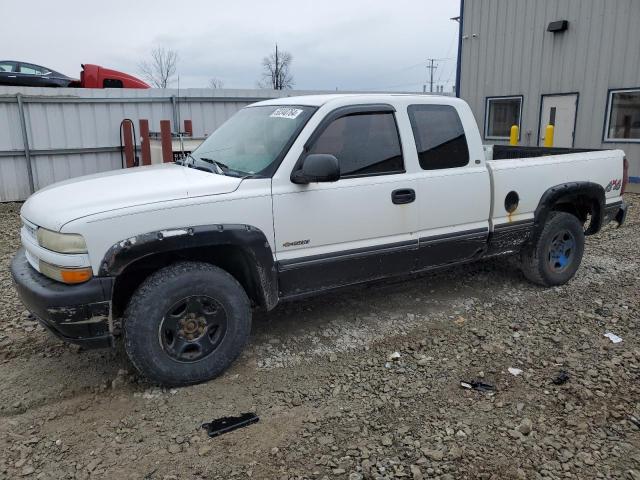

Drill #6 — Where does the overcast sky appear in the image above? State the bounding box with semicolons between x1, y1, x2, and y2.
3;0;461;91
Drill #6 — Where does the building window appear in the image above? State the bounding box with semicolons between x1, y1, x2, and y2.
485;96;523;140
407;104;469;170
604;88;640;142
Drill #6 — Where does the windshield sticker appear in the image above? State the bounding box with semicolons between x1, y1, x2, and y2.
270;107;304;119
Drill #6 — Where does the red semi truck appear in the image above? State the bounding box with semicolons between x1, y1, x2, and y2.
70;64;150;89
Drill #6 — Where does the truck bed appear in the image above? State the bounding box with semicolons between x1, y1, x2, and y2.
485;147;625;229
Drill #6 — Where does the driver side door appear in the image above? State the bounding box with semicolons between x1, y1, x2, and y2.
272;104;419;298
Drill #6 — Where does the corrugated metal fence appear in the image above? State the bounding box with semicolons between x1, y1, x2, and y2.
0;87;334;202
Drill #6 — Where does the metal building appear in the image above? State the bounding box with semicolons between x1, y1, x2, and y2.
457;0;640;184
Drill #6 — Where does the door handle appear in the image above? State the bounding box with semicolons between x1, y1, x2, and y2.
391;188;416;205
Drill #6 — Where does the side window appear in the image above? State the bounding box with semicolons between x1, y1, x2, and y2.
0;62;16;72
19;64;44;75
103;78;124;88
407;104;470;170
308;112;404;177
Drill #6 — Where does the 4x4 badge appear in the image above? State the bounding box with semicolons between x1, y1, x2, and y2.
605;179;622;192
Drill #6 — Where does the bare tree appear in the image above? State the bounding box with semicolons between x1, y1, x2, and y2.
208;78;224;89
259;44;294;90
138;47;178;88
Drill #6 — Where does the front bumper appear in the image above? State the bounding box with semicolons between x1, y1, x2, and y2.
603;201;628;227
10;248;114;349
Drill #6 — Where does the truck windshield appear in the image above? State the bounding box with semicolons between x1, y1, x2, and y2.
190;105;316;177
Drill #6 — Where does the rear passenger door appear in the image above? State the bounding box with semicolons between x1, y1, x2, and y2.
407;103;491;268
272;105;419;297
15;63;46;87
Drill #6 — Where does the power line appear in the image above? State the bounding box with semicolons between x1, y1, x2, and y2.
361;57;455;92
357;61;431;85
436;30;459;86
369;81;426;90
443;59;457;90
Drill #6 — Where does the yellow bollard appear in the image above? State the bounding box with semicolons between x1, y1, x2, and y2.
509;125;519;146
544;124;554;147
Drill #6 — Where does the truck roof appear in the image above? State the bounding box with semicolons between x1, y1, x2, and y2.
253;93;459;108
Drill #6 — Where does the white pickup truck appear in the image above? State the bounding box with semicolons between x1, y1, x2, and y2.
12;94;628;386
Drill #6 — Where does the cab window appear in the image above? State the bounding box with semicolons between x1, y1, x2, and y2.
308;112;404;177
407;104;470;170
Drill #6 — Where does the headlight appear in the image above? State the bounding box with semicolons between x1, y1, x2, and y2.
37;228;87;254
39;259;93;284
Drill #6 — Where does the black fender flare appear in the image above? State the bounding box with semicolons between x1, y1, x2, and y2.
99;224;278;310
534;182;605;236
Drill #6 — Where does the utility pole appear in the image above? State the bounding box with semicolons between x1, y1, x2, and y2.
426;58;438;93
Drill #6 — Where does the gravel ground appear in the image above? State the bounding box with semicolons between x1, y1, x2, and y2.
0;196;638;480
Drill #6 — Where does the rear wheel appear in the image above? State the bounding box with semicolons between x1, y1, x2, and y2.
123;261;251;386
520;211;585;286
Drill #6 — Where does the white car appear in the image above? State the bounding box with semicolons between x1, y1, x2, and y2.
11;94;629;386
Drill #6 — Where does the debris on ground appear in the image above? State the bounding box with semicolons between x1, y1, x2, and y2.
508;367;523;376
460;380;496;392
388;351;401;361
551;370;570;385
604;332;623;343
202;413;259;438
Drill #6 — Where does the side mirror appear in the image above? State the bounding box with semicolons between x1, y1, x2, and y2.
291;154;340;184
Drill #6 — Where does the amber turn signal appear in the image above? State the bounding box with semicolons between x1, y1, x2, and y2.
39;260;93;284
60;268;93;284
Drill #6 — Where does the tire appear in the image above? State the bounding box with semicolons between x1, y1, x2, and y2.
520;211;585;287
123;261;251;386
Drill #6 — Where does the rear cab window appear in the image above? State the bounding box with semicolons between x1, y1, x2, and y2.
307;111;404;177
407;104;470;170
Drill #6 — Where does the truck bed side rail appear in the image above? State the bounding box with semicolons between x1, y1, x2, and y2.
491;145;601;160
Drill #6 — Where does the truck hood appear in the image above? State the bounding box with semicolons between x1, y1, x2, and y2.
21;164;243;231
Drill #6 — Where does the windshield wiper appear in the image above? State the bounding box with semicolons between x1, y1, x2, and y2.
176;154;225;175
179;153;258;178
199;157;229;175
199;156;258;178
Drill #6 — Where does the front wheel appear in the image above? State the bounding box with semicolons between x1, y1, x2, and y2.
520;211;585;286
123;262;251;386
